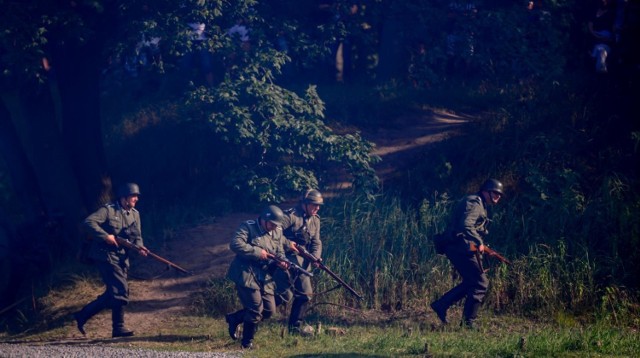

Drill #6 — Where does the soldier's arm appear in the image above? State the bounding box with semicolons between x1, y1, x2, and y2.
84;206;111;242
461;198;484;247
131;211;148;255
309;217;322;259
84;206;119;246
132;210;144;247
229;223;264;261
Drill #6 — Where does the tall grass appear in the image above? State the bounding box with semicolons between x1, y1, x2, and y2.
490;241;597;317
318;195;448;310
302;194;640;326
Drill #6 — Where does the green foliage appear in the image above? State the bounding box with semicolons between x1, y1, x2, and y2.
183;47;379;202
0;1;50;88
92;0;380;205
598;286;640;328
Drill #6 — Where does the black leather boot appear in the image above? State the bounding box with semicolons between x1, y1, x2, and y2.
74;295;108;335
241;321;257;349
430;284;466;325
462;300;481;329
225;310;244;340
288;297;309;330
112;303;134;338
429;300;449;325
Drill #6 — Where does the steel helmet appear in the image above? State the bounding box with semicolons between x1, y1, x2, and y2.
261;205;285;226
302;189;324;205
480;179;504;196
117;183;141;198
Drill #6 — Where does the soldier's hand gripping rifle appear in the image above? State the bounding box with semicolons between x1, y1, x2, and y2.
293;243;363;300
115;237;193;275
266;252;314;277
469;242;512;266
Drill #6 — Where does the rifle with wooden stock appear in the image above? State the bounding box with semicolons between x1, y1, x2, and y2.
293;243;363;300
115;236;193;275
469;242;512;266
266;251;314;277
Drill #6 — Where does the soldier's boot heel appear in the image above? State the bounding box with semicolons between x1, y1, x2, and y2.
112;303;135;338
74;295;107;335
73;311;88;335
462;300;481;329
225;310;244;340
241;321;257;349
430;300;449;325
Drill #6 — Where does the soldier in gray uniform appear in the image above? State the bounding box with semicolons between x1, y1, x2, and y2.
276;189;323;333
430;179;504;328
74;183;149;338
225;205;292;349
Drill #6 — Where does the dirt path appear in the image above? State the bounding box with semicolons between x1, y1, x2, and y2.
65;109;470;339
365;109;471;182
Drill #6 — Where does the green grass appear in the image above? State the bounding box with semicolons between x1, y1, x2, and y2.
4;314;638;357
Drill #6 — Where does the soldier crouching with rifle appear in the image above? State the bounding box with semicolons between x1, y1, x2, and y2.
225;190;362;340
430;179;505;329
275;189;324;335
74;182;149;338
225;205;298;349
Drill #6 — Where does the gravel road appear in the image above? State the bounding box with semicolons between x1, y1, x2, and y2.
0;343;241;358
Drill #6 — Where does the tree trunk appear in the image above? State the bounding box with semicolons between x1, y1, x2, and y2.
1;86;86;250
53;37;112;211
1;88;88;306
0;96;47;221
376;15;408;83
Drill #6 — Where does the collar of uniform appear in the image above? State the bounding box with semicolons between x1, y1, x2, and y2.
296;204;310;219
115;201;132;216
256;217;268;236
476;192;488;207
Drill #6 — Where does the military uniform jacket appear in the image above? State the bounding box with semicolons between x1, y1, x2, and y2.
226;219;288;293
84;201;143;265
282;205;322;268
448;194;489;253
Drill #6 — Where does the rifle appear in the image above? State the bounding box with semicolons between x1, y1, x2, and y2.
115;237;193;275
469;242;512;266
293;243;363;300
266;252;314;277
